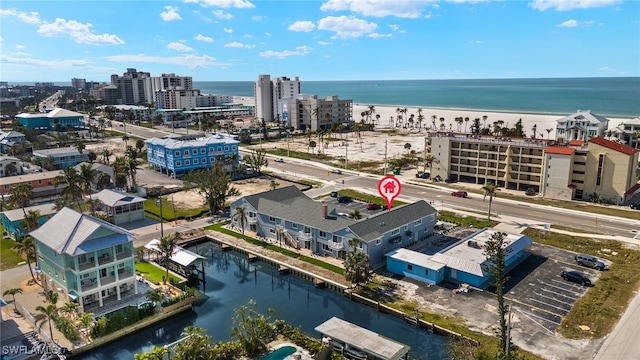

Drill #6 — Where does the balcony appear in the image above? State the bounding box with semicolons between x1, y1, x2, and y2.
80;278;98;291
101;275;116;286
327;241;344;250
298;232;312;241
79;261;95;271
116;250;133;261
117;268;134;279
98;254;114;265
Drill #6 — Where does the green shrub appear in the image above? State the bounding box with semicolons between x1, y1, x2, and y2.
54;316;81;342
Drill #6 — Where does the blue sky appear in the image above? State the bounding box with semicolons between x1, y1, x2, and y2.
1;0;638;83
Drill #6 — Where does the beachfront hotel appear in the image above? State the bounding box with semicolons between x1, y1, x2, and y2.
427;134;638;204
254;75;301;123
282;94;354;131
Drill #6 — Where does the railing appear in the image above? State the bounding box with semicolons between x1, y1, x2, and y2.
98;255;113;265
327;241;344;250
116;250;132;261
81;280;97;291
297;232;312;242
79;262;94;271
283;231;300;249
100;275;116;286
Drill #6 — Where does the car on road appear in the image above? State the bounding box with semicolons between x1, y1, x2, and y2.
330;191;338;198
574;253;608;271
274;157;284;162
561;270;592;286
451;191;468;198
330;169;342;174
337;195;352;203
630;203;640;210
365;203;381;210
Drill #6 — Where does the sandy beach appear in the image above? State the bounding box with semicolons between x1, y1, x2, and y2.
352;104;630;138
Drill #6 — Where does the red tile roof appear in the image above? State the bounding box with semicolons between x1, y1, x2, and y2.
589;137;640;156
546;147;575;155
624;183;640;196
568;140;585;146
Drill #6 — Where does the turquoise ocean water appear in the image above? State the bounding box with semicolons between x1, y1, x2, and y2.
194;77;640;118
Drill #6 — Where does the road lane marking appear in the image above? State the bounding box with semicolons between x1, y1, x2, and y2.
529;298;569;314
534;292;574;307
504;296;565;318
539;287;579;301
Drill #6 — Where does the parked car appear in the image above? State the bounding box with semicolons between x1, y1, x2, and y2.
630;203;640;210
365;203;381;210
330;169;342;174
274;157;284;162
561;271;592;286
525;188;537;196
330;191;338;198
575;253;608;271
451;191;468;198
337;195;352;203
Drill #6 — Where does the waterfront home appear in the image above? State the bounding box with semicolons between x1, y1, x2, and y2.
30;207;138;313
386;228;532;289
32;147;89;170
90;189;146;225
555;110;609;143
16;108;85;131
0;203;57;240
230;186;438;268
609;117;640;149
146;133;240;178
72;162;114;190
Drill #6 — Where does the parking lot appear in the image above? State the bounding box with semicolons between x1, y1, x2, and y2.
502;243;601;334
322;195;387;218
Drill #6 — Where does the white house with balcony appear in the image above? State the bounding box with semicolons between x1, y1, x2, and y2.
90;189;146;225
30;207;137;313
230;186;437;268
555;110;609;143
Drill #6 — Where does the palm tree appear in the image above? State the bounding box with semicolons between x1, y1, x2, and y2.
545;128;553;139
464;117;470;133
431;115;437;130
349;209;362;220
158;234;177;284
56;167;82;208
4;162;18;176
404;142;412;154
135;139;145;156
13;238;38;285
101;149;112;165
78;163;98;213
482;183;499;221
344;238;372;288
78;312;95;342
146;289;165;309
233;206;248;240
9;183;33;216
74;140;86;155
3;288;23;311
34;303;58;343
62;301;78;321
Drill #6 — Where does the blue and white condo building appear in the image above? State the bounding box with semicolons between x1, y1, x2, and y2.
146;133;240;178
16;108;85;131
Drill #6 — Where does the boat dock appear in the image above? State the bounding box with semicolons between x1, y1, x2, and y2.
315;317;411;360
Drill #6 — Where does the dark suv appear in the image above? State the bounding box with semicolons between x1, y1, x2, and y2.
337;196;352;203
561;271;592;286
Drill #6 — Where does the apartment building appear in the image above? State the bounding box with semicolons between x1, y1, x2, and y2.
155;89;201;110
609;117;640;149
31;207;137;313
110;68;151;105
283;94;353;131
146;133;240;178
0;170;63;198
16;108;85;131
428;133;639;204
254;75;301;123
32;147;89;170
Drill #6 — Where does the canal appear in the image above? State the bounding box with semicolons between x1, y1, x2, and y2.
75;240;451;359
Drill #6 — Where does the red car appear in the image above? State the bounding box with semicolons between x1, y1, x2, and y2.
365;203;381;210
451;191;468;198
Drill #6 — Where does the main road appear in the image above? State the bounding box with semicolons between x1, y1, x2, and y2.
121;123;639;239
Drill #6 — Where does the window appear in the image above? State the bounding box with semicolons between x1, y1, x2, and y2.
414;220;422;226
407;264;413;270
193;159;198;164
224;146;229;152
319;231;326;238
269;228;275;234
192;149;197;155
185;160;190;165
202;158;207;164
425;269;429;275
176;161;181;166
183;150;189;156
175;151;180;156
376;239;381;245
269;216;276;222
200;148;206;154
292;223;298;229
209;148;215;153
391;229;399;236
596;154;605;186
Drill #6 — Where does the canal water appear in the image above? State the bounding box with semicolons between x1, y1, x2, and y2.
75;241;450;359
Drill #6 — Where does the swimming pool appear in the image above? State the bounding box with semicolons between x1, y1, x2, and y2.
261;345;297;360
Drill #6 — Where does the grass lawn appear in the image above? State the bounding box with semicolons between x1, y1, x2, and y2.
135;261;181;285
144;198;208;222
333;189;406;207
438;211;496;228
1;238;25;270
523;228;640;339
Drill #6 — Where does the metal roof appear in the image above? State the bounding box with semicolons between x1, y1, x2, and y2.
33;147;82;157
145;134;239;150
144;239;205;267
385;248;445;271
0;170;62;186
30;207;135;256
1;203;57;222
315;317;410;360
91;189;145;207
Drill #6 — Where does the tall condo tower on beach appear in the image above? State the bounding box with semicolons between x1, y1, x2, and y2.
254;75;301;123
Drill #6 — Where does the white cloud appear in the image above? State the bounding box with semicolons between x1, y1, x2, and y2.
529;0;622;11
317;40;333;45
265;32;272;36
0;8;42;25
167;42;194;52
389;24;399;31
0;54;91;69
223;28;233;33
37;18;125;45
224;41;255;49
195;34;214;42
243;34;254;38
160;6;182;21
259;45;313;59
185;0;255;8
557;19;594;27
252;15;265;21
367;33;392;39
447;0;490;3
289;21;316;32
213;10;233;19
15;44;25;49
317;16;378;39
470;40;482;44
104;53;225;68
320;0;435;18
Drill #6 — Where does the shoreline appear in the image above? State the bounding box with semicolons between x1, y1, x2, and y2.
352;104;632;138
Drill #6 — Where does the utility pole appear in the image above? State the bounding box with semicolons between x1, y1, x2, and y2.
287;132;290;158
423;137;428;173
384;139;388;176
344;140;348;169
157;190;164;239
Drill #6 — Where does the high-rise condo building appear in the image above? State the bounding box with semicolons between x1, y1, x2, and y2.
254;75;301;123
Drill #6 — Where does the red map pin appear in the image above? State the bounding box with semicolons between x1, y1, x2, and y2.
378;176;402;210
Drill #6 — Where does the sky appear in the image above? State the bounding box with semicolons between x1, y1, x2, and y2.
1;0;639;83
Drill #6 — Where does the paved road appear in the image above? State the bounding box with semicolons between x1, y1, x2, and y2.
594;285;640;360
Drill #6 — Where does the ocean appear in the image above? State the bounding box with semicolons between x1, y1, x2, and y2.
194;77;640;118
